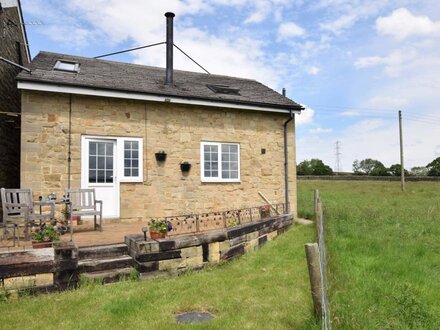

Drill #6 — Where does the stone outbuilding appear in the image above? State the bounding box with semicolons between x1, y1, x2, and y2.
0;0;30;189
16;48;303;221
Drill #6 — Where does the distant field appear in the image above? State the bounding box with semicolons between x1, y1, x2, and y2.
298;180;440;329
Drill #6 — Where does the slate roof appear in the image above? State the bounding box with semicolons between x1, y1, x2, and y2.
17;51;303;111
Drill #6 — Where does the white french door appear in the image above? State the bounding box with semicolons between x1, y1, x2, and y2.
81;137;120;218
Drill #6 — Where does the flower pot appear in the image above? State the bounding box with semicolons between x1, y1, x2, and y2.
68;215;82;224
155;152;167;162
32;240;53;249
180;163;191;172
150;231;166;239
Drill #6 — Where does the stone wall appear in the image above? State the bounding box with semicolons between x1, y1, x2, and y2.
0;5;29;189
21;91;298;219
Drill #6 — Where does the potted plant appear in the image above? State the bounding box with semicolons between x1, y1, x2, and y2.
180;161;191;172
32;223;59;249
155;150;167;162
148;218;172;239
62;207;82;224
259;205;271;219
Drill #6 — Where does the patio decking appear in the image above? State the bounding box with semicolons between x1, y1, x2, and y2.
0;221;145;252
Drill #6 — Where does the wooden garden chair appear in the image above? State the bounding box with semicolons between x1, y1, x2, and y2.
65;188;103;231
1;188;55;240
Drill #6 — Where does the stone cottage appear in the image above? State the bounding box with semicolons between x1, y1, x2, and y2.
16;14;303;222
16;49;303;221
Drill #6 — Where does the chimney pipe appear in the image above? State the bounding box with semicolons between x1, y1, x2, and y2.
165;12;175;85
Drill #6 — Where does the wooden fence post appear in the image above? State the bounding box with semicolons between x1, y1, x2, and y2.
314;189;319;217
305;243;323;319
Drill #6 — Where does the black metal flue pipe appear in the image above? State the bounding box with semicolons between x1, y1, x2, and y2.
165;12;175;85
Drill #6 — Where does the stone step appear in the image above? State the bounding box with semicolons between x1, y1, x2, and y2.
81;267;136;284
78;255;134;273
78;243;129;260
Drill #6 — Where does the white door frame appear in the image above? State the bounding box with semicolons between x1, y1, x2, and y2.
81;135;120;218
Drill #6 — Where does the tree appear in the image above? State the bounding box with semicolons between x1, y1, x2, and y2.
297;159;333;176
388;164;409;176
410;166;428;176
427;157;440;176
352;158;388;176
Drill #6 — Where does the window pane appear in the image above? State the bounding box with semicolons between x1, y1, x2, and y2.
132;150;138;158
212;170;218;177
97;170;105;183
89;170;96;183
223;162;230;171
124;150;130;159
204;170;210;177
229;145;238;153
89;156;96;169
90;143;96;155
222;170;229;179
132;159;138;168
230;171;238;179
231;162;238;170
107;157;113;169
212;153;218;161
105;170;113;183
132;169;138;176
124;169;130;176
98;143;105;155
106;144;113;156
124;159;131;168
98;156;105;169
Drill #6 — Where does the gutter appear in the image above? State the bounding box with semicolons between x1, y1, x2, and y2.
283;110;293;214
17;80;303;114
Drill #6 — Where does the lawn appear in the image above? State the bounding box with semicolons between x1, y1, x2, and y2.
298;180;440;329
0;223;318;329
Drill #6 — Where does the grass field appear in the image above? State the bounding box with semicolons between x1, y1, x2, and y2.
0;224;317;330
298;180;440;329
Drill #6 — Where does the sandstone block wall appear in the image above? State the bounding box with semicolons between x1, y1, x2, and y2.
21;91;298;219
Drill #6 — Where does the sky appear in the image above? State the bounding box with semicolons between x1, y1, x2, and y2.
19;0;440;172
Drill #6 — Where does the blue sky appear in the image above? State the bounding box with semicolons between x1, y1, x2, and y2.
21;0;440;171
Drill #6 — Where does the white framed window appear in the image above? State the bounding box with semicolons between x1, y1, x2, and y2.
200;141;240;182
118;137;143;183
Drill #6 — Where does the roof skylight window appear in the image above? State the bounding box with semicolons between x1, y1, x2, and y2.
206;84;240;95
54;60;80;73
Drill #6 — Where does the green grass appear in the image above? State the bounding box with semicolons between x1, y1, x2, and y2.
298;180;440;329
0;225;317;330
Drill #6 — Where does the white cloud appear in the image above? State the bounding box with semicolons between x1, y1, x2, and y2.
306;66;320;75
354;49;418;77
376;8;440;41
367;96;408;109
310;127;332;134
320;14;357;34
339;111;361;117
278;22;305;40
296;106;314;126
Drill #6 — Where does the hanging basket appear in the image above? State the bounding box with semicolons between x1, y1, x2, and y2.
180;163;191;172
155;152;167;162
